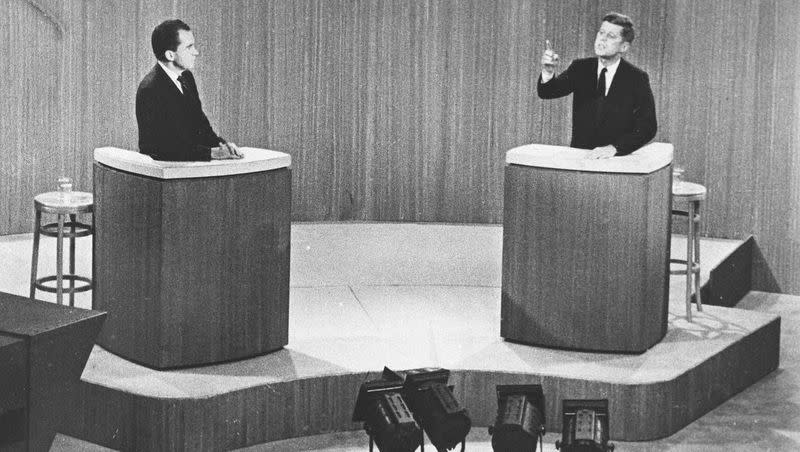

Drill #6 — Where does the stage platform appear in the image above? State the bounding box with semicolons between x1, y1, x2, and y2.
0;223;780;451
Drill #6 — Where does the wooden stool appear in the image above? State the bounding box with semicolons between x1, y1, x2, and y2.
30;190;94;306
671;178;706;322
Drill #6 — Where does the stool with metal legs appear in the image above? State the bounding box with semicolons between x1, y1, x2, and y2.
670;170;706;322
30;181;94;306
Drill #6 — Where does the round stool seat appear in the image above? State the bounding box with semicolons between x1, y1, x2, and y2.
672;181;706;202
34;191;94;214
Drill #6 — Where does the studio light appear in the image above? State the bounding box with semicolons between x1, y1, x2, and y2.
387;367;472;452
488;384;546;452
352;372;422;452
555;399;614;452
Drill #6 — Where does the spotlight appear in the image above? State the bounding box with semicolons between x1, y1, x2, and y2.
388;367;472;452
352;371;422;452
488;384;546;452
555;399;614;452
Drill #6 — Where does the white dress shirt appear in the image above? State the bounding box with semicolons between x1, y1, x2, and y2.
596;58;621;96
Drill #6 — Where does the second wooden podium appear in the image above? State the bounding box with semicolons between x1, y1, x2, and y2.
93;147;291;369
501;142;673;353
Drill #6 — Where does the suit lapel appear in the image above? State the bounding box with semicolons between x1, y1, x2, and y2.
154;64;186;100
605;59;629;100
180;71;198;102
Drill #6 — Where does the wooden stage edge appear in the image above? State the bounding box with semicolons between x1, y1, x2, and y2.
61;236;780;450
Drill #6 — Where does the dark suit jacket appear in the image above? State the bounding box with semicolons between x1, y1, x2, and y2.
136;64;223;161
537;57;657;156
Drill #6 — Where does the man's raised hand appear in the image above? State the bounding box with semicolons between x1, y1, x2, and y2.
541;39;559;77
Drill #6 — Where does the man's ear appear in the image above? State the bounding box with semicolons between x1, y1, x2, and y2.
621;42;631;53
164;50;176;62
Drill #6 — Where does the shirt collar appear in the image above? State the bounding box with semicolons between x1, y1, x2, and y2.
597;57;622;80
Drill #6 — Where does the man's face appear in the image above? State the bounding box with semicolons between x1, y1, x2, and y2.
169;29;199;71
594;21;629;59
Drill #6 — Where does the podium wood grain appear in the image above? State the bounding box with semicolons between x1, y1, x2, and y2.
93;163;291;368
501;164;671;353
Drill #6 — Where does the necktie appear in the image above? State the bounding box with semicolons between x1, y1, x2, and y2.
177;73;190;96
597;68;607;98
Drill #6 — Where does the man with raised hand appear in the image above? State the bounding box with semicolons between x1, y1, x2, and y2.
136;19;242;161
538;12;657;159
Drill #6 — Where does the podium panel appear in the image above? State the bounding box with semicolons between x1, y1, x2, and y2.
501;143;672;353
92;148;291;369
0;292;105;452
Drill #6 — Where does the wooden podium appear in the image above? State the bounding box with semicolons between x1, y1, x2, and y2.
501;143;673;353
92;147;291;369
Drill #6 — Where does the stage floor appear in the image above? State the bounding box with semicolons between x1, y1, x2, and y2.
0;223;787;450
0;222;738;310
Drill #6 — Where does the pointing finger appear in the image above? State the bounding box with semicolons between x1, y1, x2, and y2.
546;39;552;52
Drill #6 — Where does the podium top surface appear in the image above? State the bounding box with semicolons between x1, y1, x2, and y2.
505;142;673;174
94;147;291;179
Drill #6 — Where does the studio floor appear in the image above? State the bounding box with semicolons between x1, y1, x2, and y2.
1;223;798;451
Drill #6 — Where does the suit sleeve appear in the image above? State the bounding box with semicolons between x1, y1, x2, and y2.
537;61;577;99
136;83;212;162
185;72;224;148
195;99;224;147
612;71;657;156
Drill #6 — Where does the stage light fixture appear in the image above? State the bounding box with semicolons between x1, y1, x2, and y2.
555;399;614;452
488;384;546;452
387;367;472;452
352;371;422;452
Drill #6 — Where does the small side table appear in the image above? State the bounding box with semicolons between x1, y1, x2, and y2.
30;191;94;306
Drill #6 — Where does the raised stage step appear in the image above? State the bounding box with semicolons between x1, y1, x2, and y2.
0;224;779;451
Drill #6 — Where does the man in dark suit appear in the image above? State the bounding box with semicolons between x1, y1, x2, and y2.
538;12;657;158
136;19;241;161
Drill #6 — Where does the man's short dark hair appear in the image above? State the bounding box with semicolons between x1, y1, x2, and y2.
602;12;635;43
151;19;191;62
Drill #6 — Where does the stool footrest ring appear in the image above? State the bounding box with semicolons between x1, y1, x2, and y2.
34;274;93;293
39;222;93;238
669;258;700;275
670;210;701;222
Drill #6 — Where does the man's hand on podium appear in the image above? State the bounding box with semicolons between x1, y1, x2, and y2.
226;142;243;158
211;142;244;160
586;145;616;159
